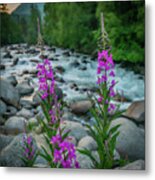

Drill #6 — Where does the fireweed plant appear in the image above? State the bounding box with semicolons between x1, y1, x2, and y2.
36;59;79;168
78;50;124;169
20;134;38;167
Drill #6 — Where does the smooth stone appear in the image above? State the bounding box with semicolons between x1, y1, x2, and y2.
0;133;38;167
20;99;33;109
0;100;7;115
76;151;93;169
16;82;34;96
0;134;14;151
78;136;97;151
0;64;5;70
0;78;20;108
110;117;145;160
4;106;17;118
16;108;34;119
69;60;80;68
119;160;145;170
12;58;19;66
61;121;88;141
66;136;77;146
125;100;145;123
34;134;50;152
70;100;92;115
6;76;17;86
3;52;12;58
54;66;65;74
32;93;41;107
28;117;38;127
0;116;6;125
4;116;27;135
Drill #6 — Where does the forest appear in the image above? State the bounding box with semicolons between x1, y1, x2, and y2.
0;1;144;63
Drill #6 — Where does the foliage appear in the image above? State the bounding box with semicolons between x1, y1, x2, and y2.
0;12;23;45
78;49;125;168
26;4;41;44
43;1;144;63
20;134;38;167
36;59;79;168
43;2;97;54
96;1;145;63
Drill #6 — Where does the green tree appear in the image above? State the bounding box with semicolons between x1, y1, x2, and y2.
96;1;145;63
27;4;41;44
0;12;22;45
43;2;97;54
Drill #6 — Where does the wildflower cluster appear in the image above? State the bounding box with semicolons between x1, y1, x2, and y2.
97;50;116;113
21;134;37;167
36;59;79;168
37;59;55;100
51;134;79;168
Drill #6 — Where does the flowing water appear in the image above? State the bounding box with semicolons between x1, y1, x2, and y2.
1;44;144;112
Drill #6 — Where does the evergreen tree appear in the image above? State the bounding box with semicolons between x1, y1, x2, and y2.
27;4;41;44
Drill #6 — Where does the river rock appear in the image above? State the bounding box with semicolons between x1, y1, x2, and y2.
69;60;80;68
61;121;88;141
0;64;5;70
62;50;70;56
76;151;93;169
55;66;65;74
3;52;12;59
70;100;92;115
0;116;5;125
16;108;34;119
20;99;33;109
6;76;17;86
0;134;14;151
0;133;37;167
110;117;145;160
0;79;20;108
125;100;145;123
12;58;19;66
0;100;7;115
78;136;97;151
4;106;17;118
119;160;145;170
16;81;34;96
4;116;27;135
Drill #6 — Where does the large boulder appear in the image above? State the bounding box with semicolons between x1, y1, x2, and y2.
0;79;20;108
4;116;27;135
70;100;92;115
16;81;34;96
110;117;145;161
0;134;37;167
3;106;17;119
6;76;17;86
61;121;88;141
119;160;145;170
0;100;7;115
76;151;93;169
16;108;34;119
78;136;97;151
0;134;14;151
125;100;145;123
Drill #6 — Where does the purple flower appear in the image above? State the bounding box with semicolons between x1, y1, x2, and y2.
108;103;116;112
51;134;79;168
50;134;62;145
98;96;103;103
109;70;115;77
22;134;36;161
37;59;55;100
